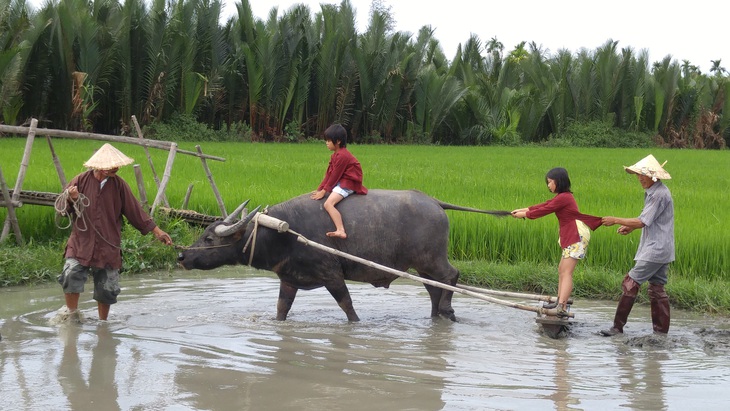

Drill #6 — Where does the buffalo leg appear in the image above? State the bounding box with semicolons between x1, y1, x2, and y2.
423;284;456;321
420;264;459;321
325;283;360;322
423;283;444;317
276;281;298;321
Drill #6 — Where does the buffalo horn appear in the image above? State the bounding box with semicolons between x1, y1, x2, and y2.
214;205;262;237
222;200;251;224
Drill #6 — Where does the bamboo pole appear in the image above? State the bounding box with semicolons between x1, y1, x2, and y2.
0;166;24;245
0;199;22;208
46;136;67;189
0;124;225;162
133;165;149;211
151;142;177;214
196;145;227;217
455;284;573;305
287;230;570;317
1;118;37;242
132;115;168;206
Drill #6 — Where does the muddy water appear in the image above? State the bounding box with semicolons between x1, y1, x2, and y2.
1;268;729;411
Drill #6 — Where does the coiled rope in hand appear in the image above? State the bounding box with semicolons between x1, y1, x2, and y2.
54;189;90;231
53;189;158;251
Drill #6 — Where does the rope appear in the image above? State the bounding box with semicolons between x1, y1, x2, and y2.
244;216;259;266
54;189;90;231
173;244;231;251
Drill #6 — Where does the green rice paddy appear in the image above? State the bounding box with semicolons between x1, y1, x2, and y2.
1;138;728;311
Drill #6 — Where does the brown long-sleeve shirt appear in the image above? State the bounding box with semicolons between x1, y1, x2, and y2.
63;170;156;269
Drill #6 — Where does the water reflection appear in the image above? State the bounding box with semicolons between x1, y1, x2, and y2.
58;323;121;411
1;271;730;410
174;356;257;410
549;347;579;411
616;344;668;410
172;320;450;410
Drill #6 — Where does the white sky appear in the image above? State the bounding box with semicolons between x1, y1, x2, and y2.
21;0;727;73
230;0;727;73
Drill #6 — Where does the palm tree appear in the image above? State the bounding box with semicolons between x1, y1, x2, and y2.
593;39;621;122
0;0;32;124
352;6;412;141
311;1;358;133
710;59;726;76
485;36;503;81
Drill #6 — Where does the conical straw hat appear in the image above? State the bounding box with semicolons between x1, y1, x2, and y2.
83;143;134;170
623;154;671;181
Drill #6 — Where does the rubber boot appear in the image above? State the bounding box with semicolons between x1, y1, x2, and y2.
648;283;670;334
600;274;641;336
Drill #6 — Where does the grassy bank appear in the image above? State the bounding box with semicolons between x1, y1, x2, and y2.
1;139;728;313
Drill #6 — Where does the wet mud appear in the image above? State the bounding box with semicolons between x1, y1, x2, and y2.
1;269;730;410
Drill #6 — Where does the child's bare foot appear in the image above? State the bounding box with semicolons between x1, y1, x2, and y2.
326;230;347;239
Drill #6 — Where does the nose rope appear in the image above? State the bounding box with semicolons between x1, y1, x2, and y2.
173;244;231;251
242;215;260;266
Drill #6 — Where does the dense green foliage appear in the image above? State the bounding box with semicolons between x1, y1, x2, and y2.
1;139;728;313
0;0;728;146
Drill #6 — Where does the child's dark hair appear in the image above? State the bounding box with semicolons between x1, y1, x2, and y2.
546;167;572;193
324;124;348;147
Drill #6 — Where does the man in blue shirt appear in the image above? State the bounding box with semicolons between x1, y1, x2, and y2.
600;154;675;336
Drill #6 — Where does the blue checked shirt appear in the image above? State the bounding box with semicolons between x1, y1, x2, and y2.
636;181;675;263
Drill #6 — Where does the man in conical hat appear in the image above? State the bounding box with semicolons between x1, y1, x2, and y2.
600;154;674;336
56;143;172;322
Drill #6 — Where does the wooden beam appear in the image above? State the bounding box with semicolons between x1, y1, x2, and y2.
0;124;226;162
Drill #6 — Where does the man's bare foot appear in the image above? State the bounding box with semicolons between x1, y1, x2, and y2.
326;230;347;239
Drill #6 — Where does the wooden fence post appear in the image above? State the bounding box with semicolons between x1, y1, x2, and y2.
133;164;149;211
196;145;227;217
182;184;194;209
1;118;37;241
151;142;177;214
46;136;68;190
132;115;168;207
0;166;24;245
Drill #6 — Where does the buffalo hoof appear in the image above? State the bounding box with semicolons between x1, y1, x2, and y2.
436;310;457;322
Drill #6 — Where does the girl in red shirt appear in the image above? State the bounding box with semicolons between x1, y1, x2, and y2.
511;168;602;317
310;124;367;239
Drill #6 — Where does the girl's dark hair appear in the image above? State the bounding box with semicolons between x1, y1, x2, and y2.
546;167;572;193
324;123;348;147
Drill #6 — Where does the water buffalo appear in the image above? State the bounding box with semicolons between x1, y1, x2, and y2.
178;189;506;322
